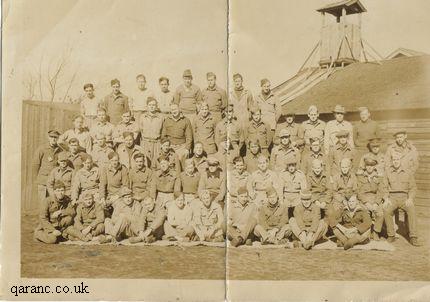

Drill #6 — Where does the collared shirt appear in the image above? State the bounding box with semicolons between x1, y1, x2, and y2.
112;121;140;144
46;166;74;195
274;122;299;144
247;169;282;197
228;170;250;197
167;203;193;227
298;119;326;145
215;118;243;146
37;195;75;232
353;119;380;148
257;202;289;229
175;170;201;194
193;201;224;229
129;167;153;200
161;114;193;149
59;128;92;151
385;141;419;174
324;119;354;152
66;151;87;170
188;155;208;174
80;95;101;117
384;167;417;199
327;143;355;176
90;144;114;169
307;172;332;202
280;170;307;193
300;150;327;175
174;84;203;114
139;112;164;139
201;85;227;113
293;203;321;232
255;92;281;130
244;120;272;149
102;92;130;125
198;168;226;199
129;88;155;112
193;113;217;153
155;90;175;113
357;171;385;204
71;166;100;201
90;121;115;142
74;203;104;229
151;170;178;196
33;144;63;185
99;164;129;199
332;172;358;201
270;144;301;172
229;87;254;126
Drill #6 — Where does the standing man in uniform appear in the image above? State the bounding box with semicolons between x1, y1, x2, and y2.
174;69;202;125
156;77;174;116
79;83;100;128
327;130;355;176
201;72;227;124
33;130;63;206
324;105;354;153
102;79;130;125
274;113;299;145
139;97;164;162
129;74;155;121
215;104;243;153
385;130;419;174
255;78;281;138
298;105;326;146
243;106;272;156
353;107;380;163
229;73;254;128
270;129;301;172
193;102;217;155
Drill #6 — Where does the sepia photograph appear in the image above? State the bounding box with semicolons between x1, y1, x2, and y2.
2;0;430;300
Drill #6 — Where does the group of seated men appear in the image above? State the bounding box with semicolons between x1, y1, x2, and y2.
32;70;421;249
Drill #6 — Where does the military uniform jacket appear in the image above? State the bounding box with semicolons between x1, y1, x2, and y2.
37;195;75;232
244;120;272;149
270;144;301;172
298;119;326;145
175;170;201;195
154;149;181;175
307;172;332;203
280;170;307;193
332;172;358;203
293;203;321;232
300;150;327;176
174;84;203;114
229;87;254;126
255;92;281;130
74;203;105;230
215;118;243;146
385;141;419;174
274;122;299;144
102;92;130;125
99;164;130;199
201;85;227;113
71;166;100;201
257;202;289;229
111;199;143;228
383;167;417;200
356;171;385;204
129;167;154;200
334;206;372;234
46;166;75;195
247;169;283;197
90;144;114;169
33;144;63;185
229;202;257;230
327;142;355;176
228;170;250;198
193;113;217;152
198;168;226;200
193;201;224;230
117;144;147;169
139;112;164;140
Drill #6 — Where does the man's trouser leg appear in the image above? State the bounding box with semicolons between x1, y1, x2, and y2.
333;228;348;245
110;215;130;238
397;195;418;238
163;221;179;238
348;229;371;246
63;226;86;240
384;193;408;237
171;143;188;161
34;228;58;244
156;192;174;208
141;138;160;163
177;225;195;238
253;225;269;242
92;223;105;236
312;220;328;243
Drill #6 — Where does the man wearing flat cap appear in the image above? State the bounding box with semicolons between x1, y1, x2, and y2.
274;112;299;145
33;129;63;206
324;104;354;153
298;105;326;146
356;157;385;240
357;137;385;176
34;180;76;244
174;69;202;125
385;130;419;174
255;78;281;133
270;128;301;172
289;190;328;250
46;151;74;198
101;78;130;125
327;130;355;176
202;72;227;124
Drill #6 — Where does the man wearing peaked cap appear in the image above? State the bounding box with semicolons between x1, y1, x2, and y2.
101;78;130;125
274;111;299;146
46;151;74;198
280;152;307;208
174;69;202;125
270;127;301;172
385;128;418;174
289;189;328;250
357;137;385;176
324;104;353;153
198;155;226;208
327;127;355;177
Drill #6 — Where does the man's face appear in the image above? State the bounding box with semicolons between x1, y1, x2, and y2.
123;195;133;206
339;136;348;145
234;77;243;89
83;158;93;170
199;105;209;117
267;193;278;206
395;134;406;145
237;193;248;206
84;87;94;98
112;83;120;94
340;161;351;175
308;111;318;122
143;198;155;212
185;163;195;174
175;196;185;208
252;111;261;122
287;163;296;173
161;141;170;153
370;145;380;154
311;142;320;153
365;165;375;174
335;112;344;122
110;156;120;168
234;161;245;174
48;135;58;146
125;135;134;148
208;165;217;173
135;157;145;170
122;112;131;124
262;82;271;94
160;160;169;172
194;143;203;156
201;192;212;207
207;76;216;88
159;80;169;92
183;76;192;87
97;110;107;122
96;137;106;147
258;158;268;171
83;196;94;207
280;136;290;146
312;163;323;176
347;196;358;210
392;157;401;169
360;109;370;122
69;142;79;154
58;160;68;169
249;143;259;155
286;116;294;124
54;187;65;200
137;77;146;90
170;104;180;117
148;101;157;113
74;118;84;129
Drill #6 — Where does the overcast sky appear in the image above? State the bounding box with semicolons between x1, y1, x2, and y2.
5;0;430;100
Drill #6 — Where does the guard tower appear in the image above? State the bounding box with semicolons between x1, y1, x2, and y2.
317;0;366;67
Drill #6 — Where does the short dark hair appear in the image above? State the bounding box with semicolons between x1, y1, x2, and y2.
159;77;169;84
83;83;94;90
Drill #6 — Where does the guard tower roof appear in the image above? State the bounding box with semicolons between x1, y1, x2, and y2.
317;0;366;17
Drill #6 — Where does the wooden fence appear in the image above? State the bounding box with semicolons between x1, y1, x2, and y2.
22;100;80;213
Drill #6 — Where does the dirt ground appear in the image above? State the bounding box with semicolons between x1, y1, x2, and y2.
22;213;430;280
